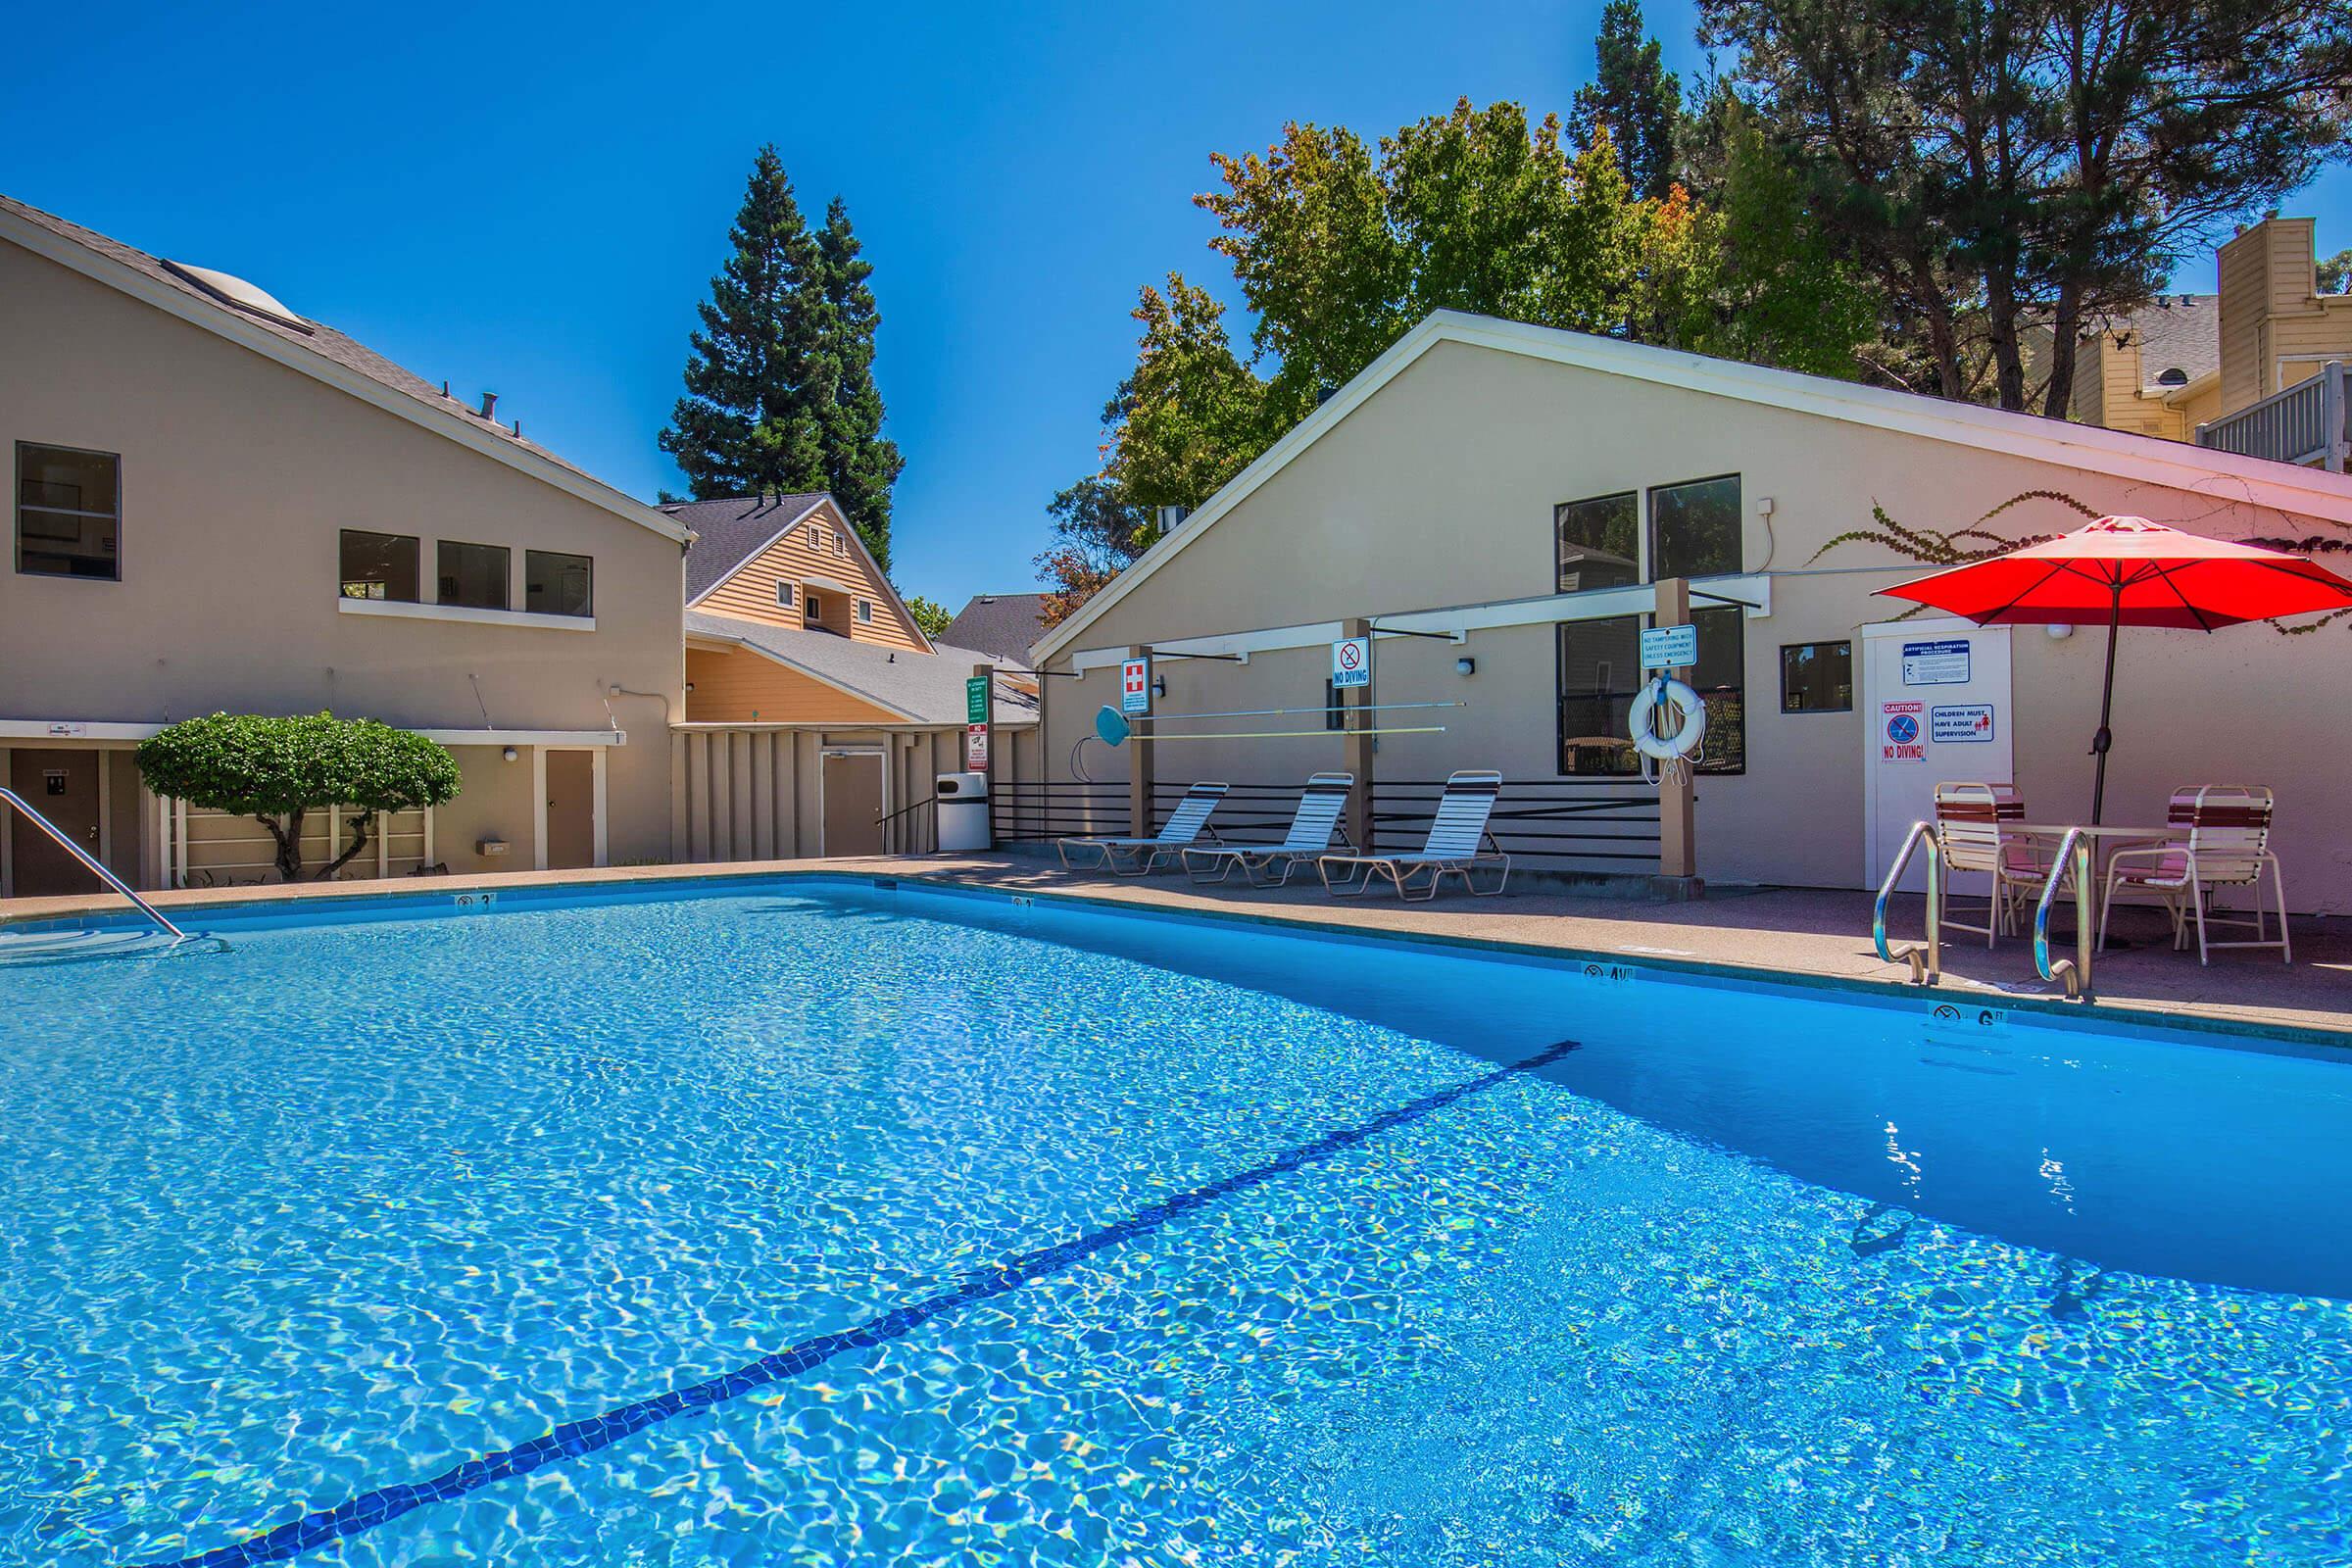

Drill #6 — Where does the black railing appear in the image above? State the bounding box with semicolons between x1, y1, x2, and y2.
993;776;1661;869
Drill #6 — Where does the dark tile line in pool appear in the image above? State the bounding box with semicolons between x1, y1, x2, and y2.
144;1037;1585;1568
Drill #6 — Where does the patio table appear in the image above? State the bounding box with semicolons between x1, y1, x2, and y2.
2003;822;2176;973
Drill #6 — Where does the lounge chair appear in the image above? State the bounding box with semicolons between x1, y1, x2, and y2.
1181;772;1353;886
1056;781;1229;876
1933;781;2051;946
2100;785;2289;964
1316;769;1509;901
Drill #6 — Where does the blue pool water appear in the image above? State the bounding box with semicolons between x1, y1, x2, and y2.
1;877;2348;1566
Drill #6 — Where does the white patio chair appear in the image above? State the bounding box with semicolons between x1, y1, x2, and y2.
1932;781;2051;946
1182;773;1353;887
2100;785;2289;964
1316;770;1509;902
1056;781;1229;876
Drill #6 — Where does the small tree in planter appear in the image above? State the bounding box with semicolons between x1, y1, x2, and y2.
136;713;462;881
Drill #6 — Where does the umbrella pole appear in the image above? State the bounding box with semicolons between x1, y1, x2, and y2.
2089;589;2120;825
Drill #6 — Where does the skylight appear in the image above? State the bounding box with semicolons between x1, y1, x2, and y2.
161;260;312;333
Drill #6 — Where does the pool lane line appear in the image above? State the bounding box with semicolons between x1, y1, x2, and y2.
147;1038;1581;1568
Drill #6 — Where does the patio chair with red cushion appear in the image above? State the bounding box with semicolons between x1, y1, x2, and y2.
1932;781;2051;946
2099;785;2289;964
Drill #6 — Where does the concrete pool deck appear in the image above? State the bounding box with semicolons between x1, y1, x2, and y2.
4;852;2346;1044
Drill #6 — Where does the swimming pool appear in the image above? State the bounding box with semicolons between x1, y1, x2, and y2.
2;875;2346;1566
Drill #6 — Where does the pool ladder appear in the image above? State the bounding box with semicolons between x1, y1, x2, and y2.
0;786;203;947
1873;820;1943;984
1874;818;2096;1000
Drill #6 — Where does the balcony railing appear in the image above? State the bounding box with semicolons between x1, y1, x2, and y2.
2196;361;2349;472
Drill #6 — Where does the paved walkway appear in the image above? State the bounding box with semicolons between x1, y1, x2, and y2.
5;852;2345;1042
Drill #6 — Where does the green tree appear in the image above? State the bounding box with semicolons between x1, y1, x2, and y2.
1569;0;1685;199
807;197;905;567
1110;276;1281;510
1690;115;1883;377
900;593;955;640
2318;247;2351;296
662;149;903;564
1034;474;1161;628
136;713;461;882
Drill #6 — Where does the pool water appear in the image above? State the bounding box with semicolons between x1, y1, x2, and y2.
1;878;2347;1566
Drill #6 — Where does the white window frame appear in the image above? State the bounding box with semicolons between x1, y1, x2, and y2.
775;579;797;609
856;597;874;625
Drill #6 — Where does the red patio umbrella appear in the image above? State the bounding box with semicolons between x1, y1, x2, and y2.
1879;515;2352;822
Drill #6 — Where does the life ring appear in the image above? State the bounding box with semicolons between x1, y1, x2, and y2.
1629;676;1707;760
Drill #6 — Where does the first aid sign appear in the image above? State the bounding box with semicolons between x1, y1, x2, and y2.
1121;658;1152;715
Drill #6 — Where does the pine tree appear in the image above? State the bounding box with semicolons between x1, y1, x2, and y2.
660;146;826;501
1569;0;1684;199
808;198;905;568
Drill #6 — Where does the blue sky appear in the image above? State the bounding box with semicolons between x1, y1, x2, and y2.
5;1;2347;608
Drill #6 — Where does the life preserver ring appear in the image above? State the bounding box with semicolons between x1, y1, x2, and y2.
1629;676;1707;760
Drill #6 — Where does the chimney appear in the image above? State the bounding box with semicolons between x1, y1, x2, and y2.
1156;504;1190;532
478;391;499;420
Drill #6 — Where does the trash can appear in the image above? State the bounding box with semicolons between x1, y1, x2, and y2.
935;770;991;852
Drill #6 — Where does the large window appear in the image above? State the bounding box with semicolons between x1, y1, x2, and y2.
1687;607;1746;772
525;549;593;617
437;540;510;611
340;529;419;601
1555;491;1640;592
1781;640;1853;713
17;443;121;580
1649;474;1741;579
1556;609;1744;775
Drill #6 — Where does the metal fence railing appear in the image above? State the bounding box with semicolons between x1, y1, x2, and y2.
990;780;1132;845
2197;362;2349;472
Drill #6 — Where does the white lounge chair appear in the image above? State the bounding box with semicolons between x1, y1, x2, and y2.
2100;784;2289;964
1182;772;1353;886
1933;781;2051;946
1316;769;1509;901
1056;781;1229;876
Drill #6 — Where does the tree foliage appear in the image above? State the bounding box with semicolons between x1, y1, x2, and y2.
900;592;955;640
1569;0;1686;199
2322;248;2352;296
136;713;461;882
661;146;905;565
1701;0;2352;413
1035;475;1163;628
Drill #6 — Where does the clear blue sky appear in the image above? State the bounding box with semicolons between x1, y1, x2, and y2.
4;1;2346;608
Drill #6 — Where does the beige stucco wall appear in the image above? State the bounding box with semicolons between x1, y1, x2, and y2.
0;238;686;874
1041;339;2352;910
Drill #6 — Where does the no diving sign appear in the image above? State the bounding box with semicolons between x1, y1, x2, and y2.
1882;700;1926;763
1331;635;1372;689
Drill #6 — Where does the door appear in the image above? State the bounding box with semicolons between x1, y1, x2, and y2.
820;750;885;858
1860;619;2014;892
9;749;103;898
543;750;597;871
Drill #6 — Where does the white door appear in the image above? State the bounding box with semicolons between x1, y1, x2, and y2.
1860;618;2014;891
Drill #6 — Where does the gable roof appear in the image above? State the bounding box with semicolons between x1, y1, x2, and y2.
684;610;1036;727
2117;294;2221;392
670;491;937;654
0;192;689;544
1035;309;2352;661
939;592;1049;663
669;493;831;599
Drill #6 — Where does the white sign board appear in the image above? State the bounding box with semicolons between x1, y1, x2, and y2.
1901;638;1972;686
1880;701;1927;764
1931;704;1995;744
964;723;989;769
1120;658;1152;715
1331;636;1372;690
1640;623;1698;668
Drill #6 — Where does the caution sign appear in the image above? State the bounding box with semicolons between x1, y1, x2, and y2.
1121;657;1152;715
1882;700;1926;763
1331;636;1372;690
965;723;989;769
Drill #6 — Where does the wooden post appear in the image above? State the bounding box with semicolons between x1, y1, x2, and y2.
1342;616;1375;856
1128;644;1155;839
971;662;997;851
1652;578;1698;885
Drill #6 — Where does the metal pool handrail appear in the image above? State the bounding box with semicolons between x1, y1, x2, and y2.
1873;818;1942;984
0;786;191;942
2033;826;2096;1000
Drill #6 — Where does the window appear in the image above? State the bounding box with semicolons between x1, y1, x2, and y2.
340;529;419;601
17;443;121;580
1556;610;1744;775
1555;492;1639;592
808;521;826;550
774;579;796;609
834;532;848;557
1781;641;1853;713
1648;474;1742;580
856;598;874;625
804;590;823;626
437;540;510;611
1324;678;1346;731
525;549;593;617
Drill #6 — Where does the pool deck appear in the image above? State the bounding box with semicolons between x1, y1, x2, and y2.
5;853;2347;1044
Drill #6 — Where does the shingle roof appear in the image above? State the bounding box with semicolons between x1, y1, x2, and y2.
667;494;830;599
2122;293;2221;392
939;593;1050;663
684;610;1037;727
0;192;662;517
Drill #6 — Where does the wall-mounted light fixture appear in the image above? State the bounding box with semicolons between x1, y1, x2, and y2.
501;746;518;762
1455;656;1477;676
2045;623;2075;641
1152;675;1168;698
